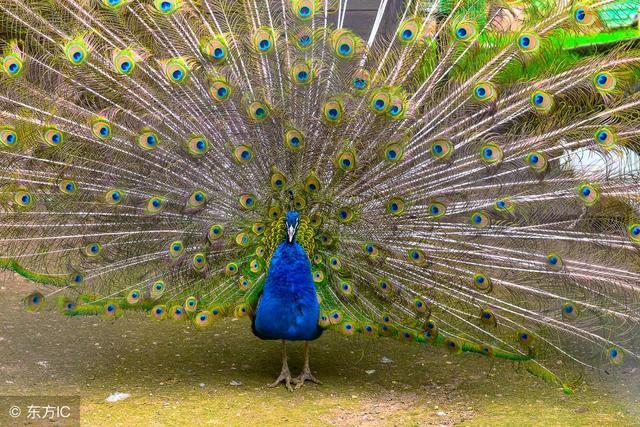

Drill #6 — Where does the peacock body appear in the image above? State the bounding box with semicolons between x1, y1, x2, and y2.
253;211;322;342
0;0;639;392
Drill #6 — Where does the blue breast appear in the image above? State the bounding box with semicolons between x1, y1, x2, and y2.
253;241;322;341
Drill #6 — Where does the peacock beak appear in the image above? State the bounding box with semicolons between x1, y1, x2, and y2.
287;225;295;242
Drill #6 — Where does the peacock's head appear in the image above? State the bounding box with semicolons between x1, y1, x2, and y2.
285;210;300;243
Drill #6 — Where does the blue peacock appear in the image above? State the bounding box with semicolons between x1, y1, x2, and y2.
0;0;639;392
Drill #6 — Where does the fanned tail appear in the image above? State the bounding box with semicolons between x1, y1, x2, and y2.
1;0;639;390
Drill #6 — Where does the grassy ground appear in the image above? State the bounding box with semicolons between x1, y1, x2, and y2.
1;273;638;426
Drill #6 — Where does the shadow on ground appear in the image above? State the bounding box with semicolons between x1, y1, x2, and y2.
1;274;638;426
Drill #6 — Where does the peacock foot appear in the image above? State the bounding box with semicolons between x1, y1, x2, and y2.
268;365;294;391
292;367;322;390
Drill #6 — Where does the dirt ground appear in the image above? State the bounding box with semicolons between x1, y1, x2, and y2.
1;273;638;426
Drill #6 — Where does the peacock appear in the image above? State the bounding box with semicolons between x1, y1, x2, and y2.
1;0;639;393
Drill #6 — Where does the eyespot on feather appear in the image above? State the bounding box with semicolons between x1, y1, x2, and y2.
561;301;578;320
291;0;317;20
64;38;89;66
303;171;321;193
0;125;18;148
42;126;64;147
154;0;181;14
209;79;233;102
247;101;270;122
494;197;514;213
480;308;497;327
168;240;184;259
199;35;228;65
472;273;492;293
102;302;122;319
363;242;379;258
378;278;392;294
232;145;253;165
331;29;360;59
577;183;599;206
593;71;616;93
162;57;190;84
472;81;497;102
383;141;404;163
386;196;405;215
194;310;213;328
546;252;564;271
144;196;166;215
170;305;186;321
239;194;256;210
572;4;597;26
352;69;370;93
607;346;624;366
386;95;406;120
284;128;304;151
208;224;224;241
453;20;478;42
370;88;391;114
479;142;503;165
627;223;640;244
516;31;541;53
427;201;446;218
530;90;554;113
192;252;207;271
24;292;45;312
398;17;423;43
150;305;167;320
295;28;314;50
127;289;141;305
150;280;165;299
322;99;344;124
137;128;160;150
14;189;34;208
84;242;102;257
58;179;77;195
594;127;617;149
112;48;138;75
290;60;314;85
2;51;24;77
187;189;207;209
186;135;209;157
525;151;548;173
470;210;490;229
104;189;124;205
91;118;112;141
184;296;198;312
336;148;356;171
407;248;426;265
252;27;276;54
430;138;454;161
516;330;534;347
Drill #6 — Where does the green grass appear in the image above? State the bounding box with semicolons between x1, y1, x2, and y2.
0;275;638;426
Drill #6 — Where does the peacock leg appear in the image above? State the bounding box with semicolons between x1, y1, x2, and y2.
293;341;322;389
268;340;294;391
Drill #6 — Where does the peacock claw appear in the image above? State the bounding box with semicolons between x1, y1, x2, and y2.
268;368;294;391
292;367;322;389
269;340;294;391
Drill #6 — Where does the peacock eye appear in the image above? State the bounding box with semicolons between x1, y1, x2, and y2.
253;27;275;54
154;0;180;14
453;20;477;41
